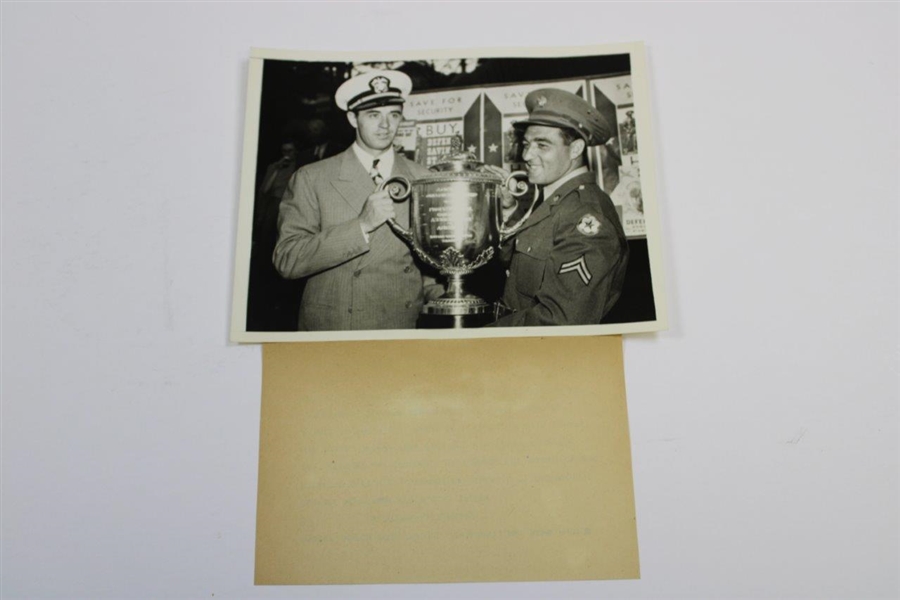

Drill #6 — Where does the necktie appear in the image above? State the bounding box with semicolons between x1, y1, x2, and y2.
369;158;384;186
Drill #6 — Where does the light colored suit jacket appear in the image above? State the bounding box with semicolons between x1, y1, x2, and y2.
273;147;432;331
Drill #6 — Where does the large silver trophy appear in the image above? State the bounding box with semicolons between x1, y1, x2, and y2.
379;153;534;322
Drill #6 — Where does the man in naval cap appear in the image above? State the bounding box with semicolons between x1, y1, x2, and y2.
492;88;629;326
273;70;436;331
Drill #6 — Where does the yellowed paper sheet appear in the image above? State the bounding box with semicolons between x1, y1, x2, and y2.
256;336;639;584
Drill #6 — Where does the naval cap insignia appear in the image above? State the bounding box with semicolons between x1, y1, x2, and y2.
370;76;390;93
536;95;548;108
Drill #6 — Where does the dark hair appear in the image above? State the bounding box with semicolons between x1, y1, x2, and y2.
558;126;588;164
558;126;582;145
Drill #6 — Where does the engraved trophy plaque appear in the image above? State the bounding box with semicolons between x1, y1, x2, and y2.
379;154;532;326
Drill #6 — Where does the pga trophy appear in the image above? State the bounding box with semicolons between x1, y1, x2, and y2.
379;153;533;328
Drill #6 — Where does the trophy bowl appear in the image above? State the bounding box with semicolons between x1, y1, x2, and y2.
379;154;528;318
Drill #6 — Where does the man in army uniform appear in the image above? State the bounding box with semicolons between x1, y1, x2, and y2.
493;88;629;326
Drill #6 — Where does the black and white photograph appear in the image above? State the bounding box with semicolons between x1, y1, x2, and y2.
230;43;667;342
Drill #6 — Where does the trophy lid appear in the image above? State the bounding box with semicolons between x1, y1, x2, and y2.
426;152;501;182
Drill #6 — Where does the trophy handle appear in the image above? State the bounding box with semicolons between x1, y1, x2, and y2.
377;176;413;240
498;172;540;242
376;176;443;272
503;170;530;198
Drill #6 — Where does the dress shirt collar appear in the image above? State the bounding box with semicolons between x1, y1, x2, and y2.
352;142;395;178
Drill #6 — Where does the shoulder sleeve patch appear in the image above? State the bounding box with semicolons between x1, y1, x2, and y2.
576;213;602;236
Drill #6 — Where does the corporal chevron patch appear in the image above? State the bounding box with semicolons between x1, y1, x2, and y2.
559;255;592;286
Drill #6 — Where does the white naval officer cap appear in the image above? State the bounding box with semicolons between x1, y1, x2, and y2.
334;69;412;112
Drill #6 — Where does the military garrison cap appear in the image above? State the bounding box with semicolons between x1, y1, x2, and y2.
335;70;412;112
515;88;612;146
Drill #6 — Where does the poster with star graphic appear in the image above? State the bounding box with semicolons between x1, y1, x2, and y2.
404;89;481;166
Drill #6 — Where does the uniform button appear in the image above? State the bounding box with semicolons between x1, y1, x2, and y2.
403;266;411;273
505;269;510;276
526;246;532;252
347;308;353;314
353;270;361;277
405;301;412;308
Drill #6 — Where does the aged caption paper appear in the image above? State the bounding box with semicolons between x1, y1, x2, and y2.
256;336;639;583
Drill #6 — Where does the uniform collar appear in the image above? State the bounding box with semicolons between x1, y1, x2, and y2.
352;142;395;178
542;165;589;200
511;169;595;236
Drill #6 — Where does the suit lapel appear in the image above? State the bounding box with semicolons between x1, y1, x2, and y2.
331;147;374;214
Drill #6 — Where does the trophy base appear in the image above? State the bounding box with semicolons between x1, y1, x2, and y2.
418;274;493;328
422;296;492;316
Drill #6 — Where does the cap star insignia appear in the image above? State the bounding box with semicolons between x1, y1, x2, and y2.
559;255;592;286
488;143;498;153
370;76;389;93
536;96;548;107
576;214;601;236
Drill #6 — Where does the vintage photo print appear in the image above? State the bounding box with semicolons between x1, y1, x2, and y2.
230;43;667;342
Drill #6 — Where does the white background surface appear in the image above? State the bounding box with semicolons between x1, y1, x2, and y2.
2;2;897;599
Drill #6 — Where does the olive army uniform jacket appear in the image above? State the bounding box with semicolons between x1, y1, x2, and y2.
495;170;629;327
